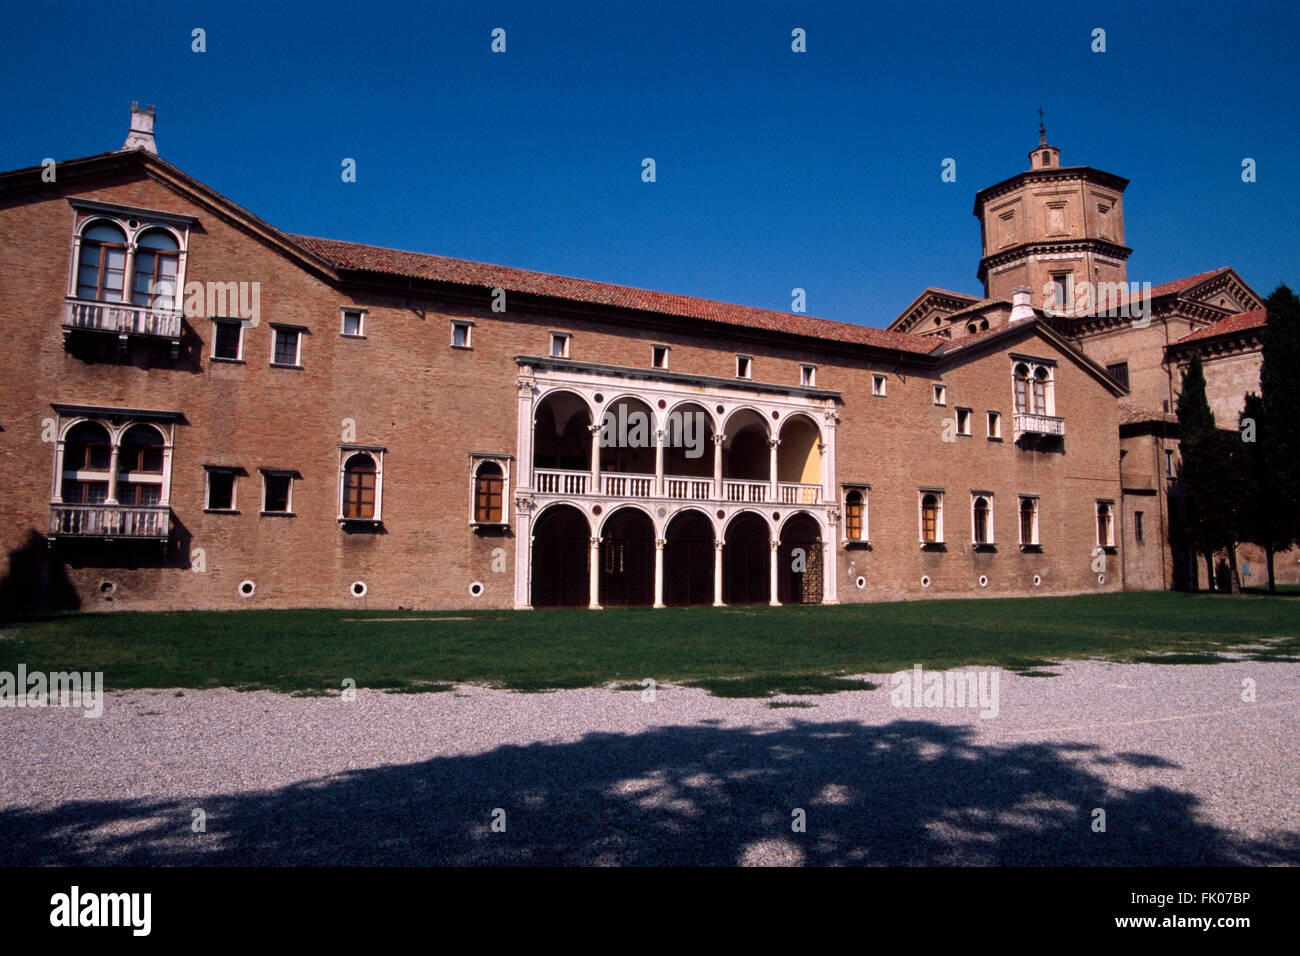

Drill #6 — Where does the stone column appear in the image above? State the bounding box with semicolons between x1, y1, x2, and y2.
106;443;121;505
769;437;780;502
51;439;67;503
589;535;602;609
713;433;725;499
713;538;725;606
513;496;534;609
769;539;781;606
589;424;602;495
654;428;665;498
653;537;665;608
514;370;536;491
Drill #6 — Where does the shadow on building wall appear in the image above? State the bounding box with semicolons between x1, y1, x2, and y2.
0;531;80;613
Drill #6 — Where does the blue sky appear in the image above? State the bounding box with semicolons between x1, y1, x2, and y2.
3;0;1297;326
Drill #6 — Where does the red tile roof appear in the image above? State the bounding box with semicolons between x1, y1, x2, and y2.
292;234;940;355
1174;308;1267;345
1067;268;1233;318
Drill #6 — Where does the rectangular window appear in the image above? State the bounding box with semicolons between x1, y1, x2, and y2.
263;473;293;514
933;384;946;406
1018;496;1039;546
213;320;242;360
1134;510;1145;543
987;410;1001;439
475;470;503;522
651;345;668;369
272;328;301;366
872;374;886;397
451;321;472;349
550;333;570;358
1106;362;1129;389
206;471;236;511
801;365;817;387
1052;273;1072;310
342;309;364;336
64;480;109;504
956;408;972;436
1165;449;1175;477
736;355;752;378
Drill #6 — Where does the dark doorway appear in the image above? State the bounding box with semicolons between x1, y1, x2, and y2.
531;505;589;608
664;510;714;606
723;512;770;605
599;509;654;607
778;514;823;605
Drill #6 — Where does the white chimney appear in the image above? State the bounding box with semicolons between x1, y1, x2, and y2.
1009;286;1035;324
122;102;157;154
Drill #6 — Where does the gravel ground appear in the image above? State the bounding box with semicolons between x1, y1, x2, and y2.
1;659;1296;865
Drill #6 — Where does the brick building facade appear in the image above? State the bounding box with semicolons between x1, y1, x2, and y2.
0;108;1287;611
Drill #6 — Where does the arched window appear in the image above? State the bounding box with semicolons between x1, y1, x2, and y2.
1019;497;1038;546
1096;501;1114;547
921;493;940;543
132;230;180;310
61;422;112;503
474;461;504;523
1014;363;1031;413
1032;367;1050;415
117;424;165;507
973;496;991;545
844;490;864;540
119;424;164;473
342;453;377;520
76;222;127;302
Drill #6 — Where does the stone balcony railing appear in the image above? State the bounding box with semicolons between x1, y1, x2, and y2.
1013;412;1066;437
63;298;183;355
49;503;171;539
532;469;822;505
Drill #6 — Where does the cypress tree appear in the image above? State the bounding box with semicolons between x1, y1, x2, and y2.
1256;284;1300;581
1175;352;1231;590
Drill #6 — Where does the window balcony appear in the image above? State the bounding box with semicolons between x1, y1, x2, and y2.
1013;412;1065;438
63;298;183;356
49;503;171;539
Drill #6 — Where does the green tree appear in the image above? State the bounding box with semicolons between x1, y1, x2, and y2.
1175;353;1241;591
1253;283;1300;586
1238;393;1287;590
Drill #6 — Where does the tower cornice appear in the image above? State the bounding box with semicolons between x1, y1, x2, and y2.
977;238;1133;285
973;166;1129;216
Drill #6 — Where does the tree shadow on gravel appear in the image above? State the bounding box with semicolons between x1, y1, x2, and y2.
2;719;1296;866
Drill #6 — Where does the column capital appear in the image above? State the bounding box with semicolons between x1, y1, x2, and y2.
655;538;666;549
589;536;602;548
712;433;726;446
714;539;726;551
768;437;781;448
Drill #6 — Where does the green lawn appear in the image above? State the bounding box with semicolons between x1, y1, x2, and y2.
1;591;1298;697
